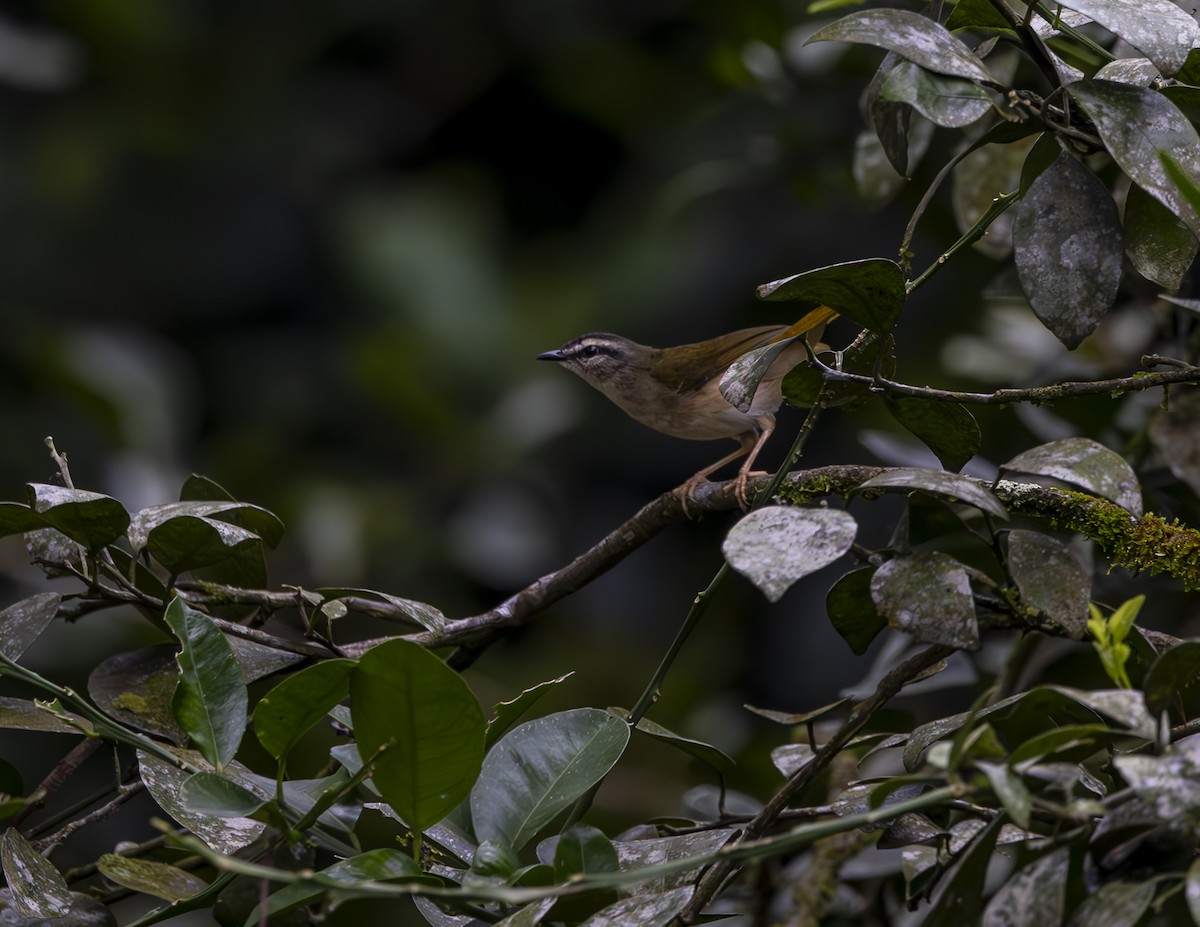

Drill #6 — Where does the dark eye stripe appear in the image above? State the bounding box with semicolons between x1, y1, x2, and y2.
566;340;617;360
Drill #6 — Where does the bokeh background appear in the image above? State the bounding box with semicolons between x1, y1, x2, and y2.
2;1;1191;899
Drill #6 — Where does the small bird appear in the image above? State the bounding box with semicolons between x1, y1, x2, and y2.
538;306;837;510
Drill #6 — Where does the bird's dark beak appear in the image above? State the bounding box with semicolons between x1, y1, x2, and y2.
537;349;566;362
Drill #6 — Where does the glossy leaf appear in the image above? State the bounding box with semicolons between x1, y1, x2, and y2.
826;567;887;654
487;672;576;750
1007;530;1090;638
165;597;248;771
871;553;979;649
138;751;265;853
611;709;735;773
879;60;991;128
0;827;73;918
0;502;47;538
129;500;284;551
1124;182;1198;289
97;855;207;903
0;592;60;662
88;645;187;744
146;515;262;575
178;771;265;818
806;9;994;83
1143;642;1200;717
857;467;1008;519
1013;151;1123;347
885;397;980;472
757;258;905;333
350;639;485;832
1001;437;1142;516
249;849;425;925
1070;80;1200;235
1055;0;1197;74
25;483;130;550
253;659;354;762
722;506;857;602
471;708;629;851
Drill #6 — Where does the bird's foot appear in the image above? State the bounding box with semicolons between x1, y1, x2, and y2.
734;469;770;510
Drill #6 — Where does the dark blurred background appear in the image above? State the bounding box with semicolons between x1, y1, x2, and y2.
2;0;1180;858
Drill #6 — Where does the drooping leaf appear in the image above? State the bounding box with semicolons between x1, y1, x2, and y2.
879;60;992;128
96;855;208;903
610;709;735;774
826;567;887;654
982;847;1069;927
1013;151;1123;347
1124;182;1198;289
1070;80;1200;235
164;597;248;771
1053;0;1197;74
1007;530;1090;638
0;592;61;662
885;397;980;472
757;258;905;333
25;483;130;550
253;659;355;763
1001;437;1142;516
870;553;979;649
857;468;1008;519
471;708;629;851
1064;880;1154;926
806;9;995;83
350;639;485;833
487;673;576;750
722;506;858;602
0;828;73;919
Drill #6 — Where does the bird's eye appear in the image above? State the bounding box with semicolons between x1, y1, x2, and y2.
582;344;600;358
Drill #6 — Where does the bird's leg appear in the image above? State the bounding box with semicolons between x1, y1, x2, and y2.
734;417;775;509
675;439;750;517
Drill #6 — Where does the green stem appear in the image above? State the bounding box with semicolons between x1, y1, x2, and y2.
907;190;1018;294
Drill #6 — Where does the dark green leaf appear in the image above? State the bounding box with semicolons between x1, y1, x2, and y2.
867;53;920;178
137;751;265;853
0;502;47;539
1064;880;1154;926
879;61;991;128
782;334;895;409
757;258;905;333
471;708;629;851
885;397;980;472
610;709;735;773
165;597;248;770
806;9;995;83
1019;133;1060;196
1013;151;1123;348
870;553;979;649
1125;182;1198;289
549;825;621;922
1070;80;1200;235
1007;530;1090;638
179;771;265;818
0;592;60;662
0;828;72;918
826;567;887;655
350;639;485;832
922;815;1004;927
25;483;130;550
945;0;1013;31
1143;642;1200;717
1001;437;1142;516
147;514;262;575
857;467;1008;519
97;855;207;903
1007;723;1116;765
1055;0;1197;74
253;659;354;763
487;673;575;750
179;474;237;502
977;762;1032;828
88;645;187;743
723;506;857;602
130;500;284;553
